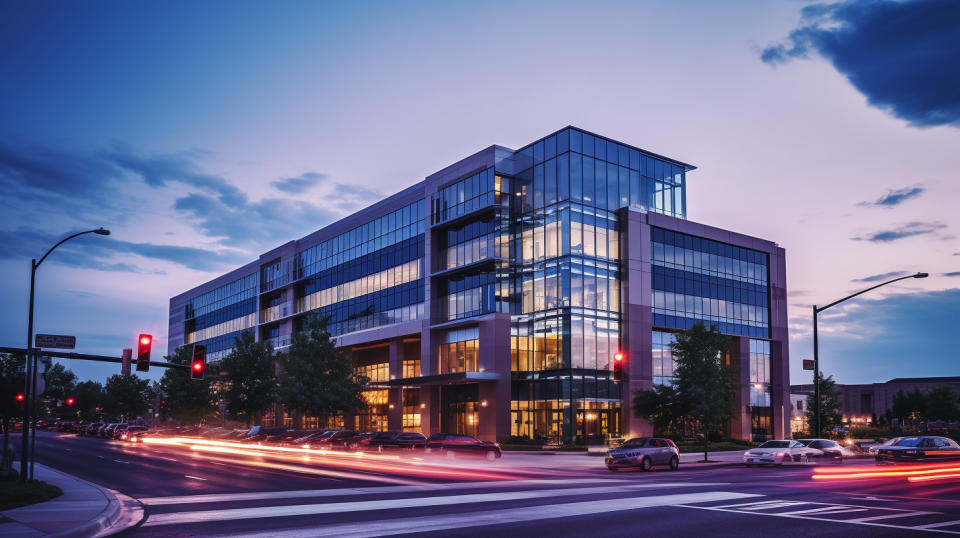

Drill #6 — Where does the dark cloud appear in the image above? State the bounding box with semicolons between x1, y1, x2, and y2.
852;271;908;283
761;0;960;127
272;172;326;194
853;221;947;242
0;227;249;272
103;145;248;207
944;272;960;277
174;193;341;248
858;186;924;208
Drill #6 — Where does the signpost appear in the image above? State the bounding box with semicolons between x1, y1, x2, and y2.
34;334;76;349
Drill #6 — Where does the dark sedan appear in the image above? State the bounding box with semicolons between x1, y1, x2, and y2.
876;436;960;464
796;438;849;462
424;433;501;461
364;432;427;451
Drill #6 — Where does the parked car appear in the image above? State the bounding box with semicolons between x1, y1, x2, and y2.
605;437;680;471
795;438;852;462
111;424;133;439
317;430;361;449
743;440;822;466
241;426;287;443
263;429;314;445
120;425;148;441
424;433;501;461
876;436;960;464
363;432;428;451
868;437;906;455
57;421;78;432
81;422;101;436
294;430;339;448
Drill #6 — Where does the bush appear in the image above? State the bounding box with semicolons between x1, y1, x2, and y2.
0;470;62;511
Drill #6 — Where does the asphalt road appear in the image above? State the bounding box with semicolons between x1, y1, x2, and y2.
18;431;960;537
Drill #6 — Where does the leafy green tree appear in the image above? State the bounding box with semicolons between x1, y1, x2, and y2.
43;363;78;403
906;387;929;420
220;331;276;425
926;385;960;421
159;346;215;424
0;353;26;470
670;322;737;462
278;317;367;428
805;372;842;434
73;380;105;421
632;383;686;437
892;389;909;424
103;374;152;421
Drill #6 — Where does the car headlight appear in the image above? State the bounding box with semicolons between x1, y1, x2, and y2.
903;450;917;455
776;452;788;458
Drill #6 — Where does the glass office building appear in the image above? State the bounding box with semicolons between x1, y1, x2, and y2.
169;126;790;443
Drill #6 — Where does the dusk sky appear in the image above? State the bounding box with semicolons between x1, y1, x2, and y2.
1;0;957;385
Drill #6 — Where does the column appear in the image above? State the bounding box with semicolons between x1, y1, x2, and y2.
387;338;403;431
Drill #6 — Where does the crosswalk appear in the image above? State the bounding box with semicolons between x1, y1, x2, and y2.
134;479;757;536
132;478;960;537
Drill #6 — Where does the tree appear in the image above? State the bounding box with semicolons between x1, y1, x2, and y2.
159;346;215;424
73;380;105;421
278;317;368;428
669;322;737;462
0;353;26;471
906;388;929;421
892;389;909;424
43;363;78;403
632;383;686;437
220;331;276;425
925;385;960;422
805;372;842;434
103;374;152;421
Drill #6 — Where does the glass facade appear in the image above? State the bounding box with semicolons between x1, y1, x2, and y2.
652;330;678;386
749;339;773;440
651;227;769;338
184;273;258;361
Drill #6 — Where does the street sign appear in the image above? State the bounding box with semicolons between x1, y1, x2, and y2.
35;334;76;349
121;348;132;375
802;359;815;371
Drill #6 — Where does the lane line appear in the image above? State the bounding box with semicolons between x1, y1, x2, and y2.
139;479;721;506
185;475;208;481
142;484;733;527
114;460;130;464
206;491;763;537
848;511;936;523
917;520;960;530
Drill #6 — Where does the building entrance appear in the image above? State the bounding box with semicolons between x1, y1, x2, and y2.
441;384;479;438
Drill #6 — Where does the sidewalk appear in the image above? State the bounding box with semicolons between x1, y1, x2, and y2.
0;463;142;537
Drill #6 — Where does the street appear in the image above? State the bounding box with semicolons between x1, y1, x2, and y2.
14;431;960;536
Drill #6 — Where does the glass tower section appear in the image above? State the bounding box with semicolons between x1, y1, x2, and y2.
183;273;258;362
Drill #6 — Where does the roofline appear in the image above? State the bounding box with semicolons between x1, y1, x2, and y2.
524;125;698;172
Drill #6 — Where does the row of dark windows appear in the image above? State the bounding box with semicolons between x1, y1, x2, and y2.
311;280;424;325
652;227;767;265
652;265;769;307
196;329;253;355
301;236;424;294
440;216;499;249
188;297;257;333
511;374;623;401
653;313;769;339
440;269;496;294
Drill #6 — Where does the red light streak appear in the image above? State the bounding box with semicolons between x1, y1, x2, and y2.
813;461;960;482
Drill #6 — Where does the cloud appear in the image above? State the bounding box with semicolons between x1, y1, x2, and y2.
852;221;947;242
0;227;249;272
944;272;960;277
272;172;326;194
858;186;924;208
852;271;909;283
761;0;960;127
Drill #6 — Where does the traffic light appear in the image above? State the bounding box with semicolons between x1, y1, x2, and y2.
613;352;625;382
136;334;152;372
190;344;206;380
16;393;24;402
66;397;75;406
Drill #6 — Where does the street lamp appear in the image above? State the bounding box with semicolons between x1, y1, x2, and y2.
20;227;110;482
812;271;928;438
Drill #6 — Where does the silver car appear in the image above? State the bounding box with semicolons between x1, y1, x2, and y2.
606;437;680;471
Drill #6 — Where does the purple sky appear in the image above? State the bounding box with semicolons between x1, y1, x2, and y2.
1;0;957;385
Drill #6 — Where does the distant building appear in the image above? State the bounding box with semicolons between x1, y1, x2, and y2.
791;377;960;426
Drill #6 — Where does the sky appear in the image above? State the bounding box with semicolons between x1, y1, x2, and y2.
0;0;958;386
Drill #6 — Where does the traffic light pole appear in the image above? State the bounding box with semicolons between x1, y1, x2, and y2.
0;347;190;370
20;259;36;482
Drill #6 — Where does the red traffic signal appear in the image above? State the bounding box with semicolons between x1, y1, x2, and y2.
16;393;24;402
136;333;152;372
613;352;625;382
190;344;206;380
66;397;75;406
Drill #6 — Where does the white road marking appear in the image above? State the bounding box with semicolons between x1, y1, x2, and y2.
184;475;207;481
142;484;744;527
916;520;960;530
777;506;868;516
205;491;763;537
139;479;720;506
848;511;935;523
157;456;177;462
114;460;130;464
97;455;105;459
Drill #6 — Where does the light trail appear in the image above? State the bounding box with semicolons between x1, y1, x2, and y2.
812;461;960;482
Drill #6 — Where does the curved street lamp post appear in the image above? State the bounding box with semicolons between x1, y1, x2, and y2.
20;227;110;482
812;271;928;438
